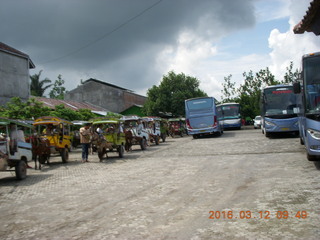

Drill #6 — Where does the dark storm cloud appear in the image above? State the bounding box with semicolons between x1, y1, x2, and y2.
0;0;256;93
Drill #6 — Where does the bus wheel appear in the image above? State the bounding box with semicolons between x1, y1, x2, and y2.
15;161;27;180
192;135;198;139
307;153;318;161
300;137;304;145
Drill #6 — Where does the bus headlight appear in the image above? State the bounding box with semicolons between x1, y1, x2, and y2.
265;120;276;126
307;129;320;140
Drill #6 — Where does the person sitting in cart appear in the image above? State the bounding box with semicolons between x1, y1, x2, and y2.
9;123;32;168
43;124;57;135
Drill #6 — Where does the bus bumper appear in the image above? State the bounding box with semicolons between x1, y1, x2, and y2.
264;118;299;133
187;127;221;135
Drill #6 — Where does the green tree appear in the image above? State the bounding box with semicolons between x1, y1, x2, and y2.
1;97;51;119
220;74;238;103
49;74;66;99
78;109;97;121
282;61;299;84
237;68;276;119
142;71;207;116
51;105;81;121
30;70;52;97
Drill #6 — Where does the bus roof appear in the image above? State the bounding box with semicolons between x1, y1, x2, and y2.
185;96;215;102
263;84;293;90
217;102;239;106
303;52;320;58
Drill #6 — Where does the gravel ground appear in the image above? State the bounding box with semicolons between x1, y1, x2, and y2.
0;128;319;240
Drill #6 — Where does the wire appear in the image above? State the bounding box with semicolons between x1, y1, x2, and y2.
41;0;164;64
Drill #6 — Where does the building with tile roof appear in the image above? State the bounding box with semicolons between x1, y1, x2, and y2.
65;78;147;114
293;0;320;35
0;42;35;105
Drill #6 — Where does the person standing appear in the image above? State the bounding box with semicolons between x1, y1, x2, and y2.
80;123;91;162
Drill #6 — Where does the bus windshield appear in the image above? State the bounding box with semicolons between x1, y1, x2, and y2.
263;86;297;117
221;104;240;119
186;98;213;111
304;56;320;114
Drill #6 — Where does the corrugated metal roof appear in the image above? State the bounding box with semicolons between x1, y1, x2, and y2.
34;97;108;112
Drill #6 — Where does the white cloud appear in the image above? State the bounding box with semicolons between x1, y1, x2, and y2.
255;0;290;22
268;0;320;81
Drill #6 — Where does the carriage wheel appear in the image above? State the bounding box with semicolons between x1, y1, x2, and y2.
15;161;27;180
118;145;124;158
140;138;147;150
61;148;69;163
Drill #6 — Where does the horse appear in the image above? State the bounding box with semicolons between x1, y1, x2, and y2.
124;129;133;152
90;132;113;161
30;135;51;170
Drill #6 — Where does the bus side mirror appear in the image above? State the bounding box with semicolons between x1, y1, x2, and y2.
293;82;301;94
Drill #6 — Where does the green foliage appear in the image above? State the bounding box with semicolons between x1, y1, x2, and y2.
142;71;207;116
220;63;299;119
0;97;97;121
49;74;66;99
220;74;237;103
30;70;52;97
106;112;123;118
283;61;299;84
0;97;51;119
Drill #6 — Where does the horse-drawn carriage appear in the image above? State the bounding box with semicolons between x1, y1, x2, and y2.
120;115;149;151
33;116;72;163
0;118;33;180
91;118;125;161
168;118;187;137
142;117;161;145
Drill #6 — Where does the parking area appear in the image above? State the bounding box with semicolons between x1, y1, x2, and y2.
0;128;320;239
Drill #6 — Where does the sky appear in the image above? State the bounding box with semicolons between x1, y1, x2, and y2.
1;0;319;101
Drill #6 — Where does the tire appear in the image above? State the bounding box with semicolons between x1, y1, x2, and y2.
161;133;166;142
300;137;304;145
265;132;271;138
307;153;319;161
61;148;69;163
192;134;198;139
140;138;147;150
15;161;27;180
118;145;124;158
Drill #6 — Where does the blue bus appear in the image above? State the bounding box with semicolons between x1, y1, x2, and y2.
293;52;320;161
261;84;299;137
217;103;241;130
185;97;223;138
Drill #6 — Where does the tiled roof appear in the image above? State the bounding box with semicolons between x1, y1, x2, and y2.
0;42;35;68
293;0;320;35
34;97;108;112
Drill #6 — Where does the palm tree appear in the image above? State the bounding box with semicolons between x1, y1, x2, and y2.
30;70;53;97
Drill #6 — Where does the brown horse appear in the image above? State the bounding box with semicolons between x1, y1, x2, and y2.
124;129;133;152
30;135;51;170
